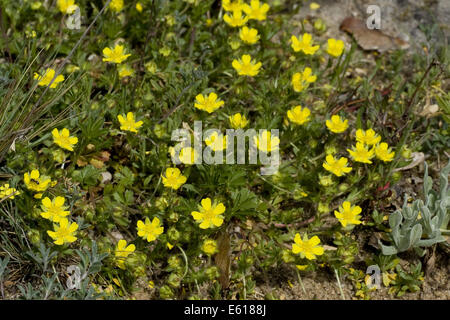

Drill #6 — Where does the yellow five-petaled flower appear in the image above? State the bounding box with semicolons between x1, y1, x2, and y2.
291;67;317;92
205;131;228;151
239;26;260;44
222;0;243;12
114;239;136;269
375;142;395;162
24;169;52;195
57;0;78;14
102;44;131;64
292;233;324;260
223;10;248;27
191;198;225;229
52;128;78;151
287;105;311;125
291;33;320;55
0;184;20;200
327;38;345;57
34;68;64;88
229;113;249;129
161;167;187;190
254;130;280;153
137;217;164;242
334;201;362;227
47;218;78;245
41;196;70;222
242;0;270;21
322;155;352;177
232;54;262;77
194;92;224;113
326;115;349;133
347;142;375;164
117;112;143;133
356;129;381;145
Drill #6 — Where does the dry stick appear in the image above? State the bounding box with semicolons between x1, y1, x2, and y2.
21;0;112;130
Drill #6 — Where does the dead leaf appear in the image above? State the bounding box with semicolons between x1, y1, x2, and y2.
340;17;409;52
215;230;231;289
90;158;104;169
76;157;88;167
392;152;425;172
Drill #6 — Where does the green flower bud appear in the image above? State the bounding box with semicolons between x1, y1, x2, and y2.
205;266;219;280
338;183;349;193
319;174;334;187
155;197;169;210
167;273;181;288
401;145;412;159
27;229;41;245
318;202;330;214
167;227;180;242
313;18;327;33
159;285;174;299
168;255;182;269
168;211;179;223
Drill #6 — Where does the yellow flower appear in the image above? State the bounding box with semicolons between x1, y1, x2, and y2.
161;168;187;190
57;0;78;14
232;54;262;77
242;0;270;21
118;65;134;78
223;10;248;27
239;26;260;44
0;184;20;200
229;113;249;129
137;217;164;242
323;155;352;177
222;0;243;11
310;2;320;10
205;132;227;151
194;92;224;113
115;239;135;269
102;44;131;64
167;242;174;250
291;33;320;55
287;105;311;125
326;115;349;133
24;170;51;193
135;2;143;12
34;68;64;88
179;147;198;165
254;130;280;153
191;198;225;229
334;201;362;227
40;196;70;222
347;142;375;164
109;0;123;12
117;112;143;133
327;38;345;57
291;67;316;92
292;233;324;260
356;129;381;145
296;265;308;271
52;128;78;151
202;239;218;255
47;218;78;245
375;142;395;162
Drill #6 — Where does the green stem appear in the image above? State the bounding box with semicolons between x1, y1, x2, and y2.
334;268;346;300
